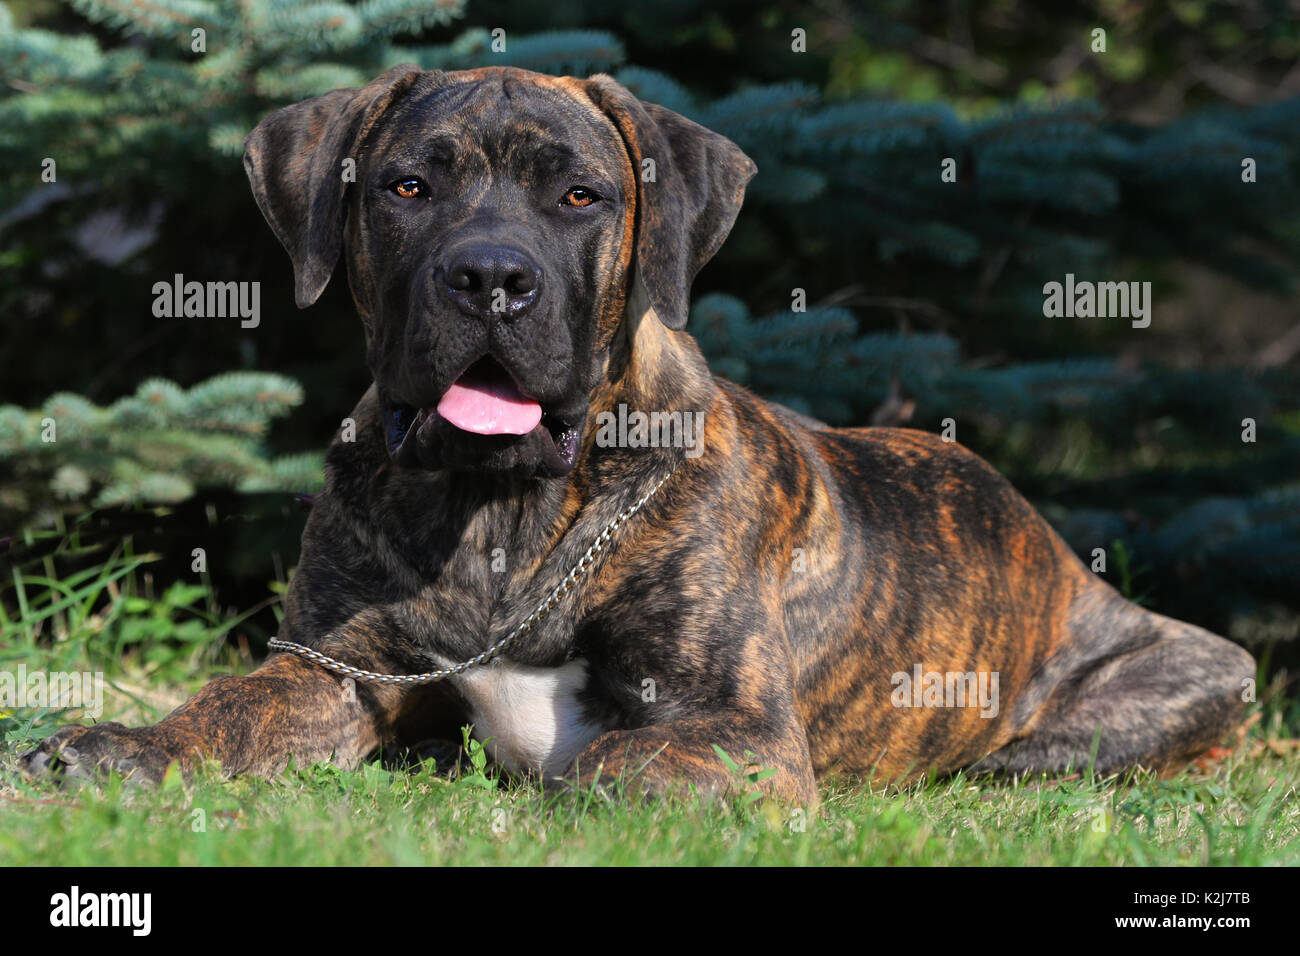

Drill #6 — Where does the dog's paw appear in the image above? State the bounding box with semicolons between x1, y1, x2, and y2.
540;772;616;804
20;722;178;786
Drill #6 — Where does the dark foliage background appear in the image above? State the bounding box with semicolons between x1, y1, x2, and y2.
2;0;1299;687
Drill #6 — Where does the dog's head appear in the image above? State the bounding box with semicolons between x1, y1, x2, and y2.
244;65;755;477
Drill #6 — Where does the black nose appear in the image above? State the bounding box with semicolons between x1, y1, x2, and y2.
441;244;542;320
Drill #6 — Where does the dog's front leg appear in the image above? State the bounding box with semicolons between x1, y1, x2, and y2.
21;651;402;784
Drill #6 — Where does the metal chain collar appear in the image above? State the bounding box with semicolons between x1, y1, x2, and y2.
266;464;678;687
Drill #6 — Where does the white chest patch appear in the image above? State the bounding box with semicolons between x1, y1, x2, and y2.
453;657;605;777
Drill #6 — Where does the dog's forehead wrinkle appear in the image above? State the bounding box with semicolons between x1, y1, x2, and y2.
417;131;463;161
369;124;480;168
462;78;619;149
373;78;622;190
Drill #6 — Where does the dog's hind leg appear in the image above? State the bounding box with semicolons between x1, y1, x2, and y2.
969;588;1255;777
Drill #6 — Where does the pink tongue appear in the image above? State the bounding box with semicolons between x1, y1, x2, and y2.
436;370;542;436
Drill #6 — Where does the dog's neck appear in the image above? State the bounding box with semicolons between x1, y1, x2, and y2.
593;274;717;419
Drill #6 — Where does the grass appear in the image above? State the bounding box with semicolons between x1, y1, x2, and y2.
3;742;1299;866
2;525;1299;866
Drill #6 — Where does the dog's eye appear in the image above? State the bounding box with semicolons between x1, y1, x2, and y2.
390;178;426;199
560;187;600;208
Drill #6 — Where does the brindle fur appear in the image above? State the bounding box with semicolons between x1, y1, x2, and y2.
23;67;1254;804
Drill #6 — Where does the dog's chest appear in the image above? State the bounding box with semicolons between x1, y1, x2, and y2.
452;658;606;777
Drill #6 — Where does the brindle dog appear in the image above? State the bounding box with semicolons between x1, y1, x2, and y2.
23;66;1255;804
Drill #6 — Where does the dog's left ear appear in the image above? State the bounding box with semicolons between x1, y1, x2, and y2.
243;65;425;308
582;75;757;331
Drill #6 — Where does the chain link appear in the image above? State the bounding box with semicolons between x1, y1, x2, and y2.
267;464;678;687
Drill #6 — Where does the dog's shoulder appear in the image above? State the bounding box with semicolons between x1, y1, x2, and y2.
313;384;400;527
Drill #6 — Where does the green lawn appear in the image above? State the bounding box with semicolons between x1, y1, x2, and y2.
2;543;1297;866
2;736;1298;866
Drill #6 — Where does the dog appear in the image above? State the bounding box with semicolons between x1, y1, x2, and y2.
22;66;1255;804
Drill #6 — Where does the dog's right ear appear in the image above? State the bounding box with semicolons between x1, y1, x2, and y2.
243;65;426;308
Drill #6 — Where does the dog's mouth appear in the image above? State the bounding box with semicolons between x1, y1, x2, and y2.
383;356;582;474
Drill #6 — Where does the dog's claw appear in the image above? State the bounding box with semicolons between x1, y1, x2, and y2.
19;723;175;786
19;746;52;776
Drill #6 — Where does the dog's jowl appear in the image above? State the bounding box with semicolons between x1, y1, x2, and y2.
24;66;1255;803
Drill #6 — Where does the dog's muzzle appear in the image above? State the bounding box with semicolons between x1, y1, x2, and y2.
382;355;582;475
